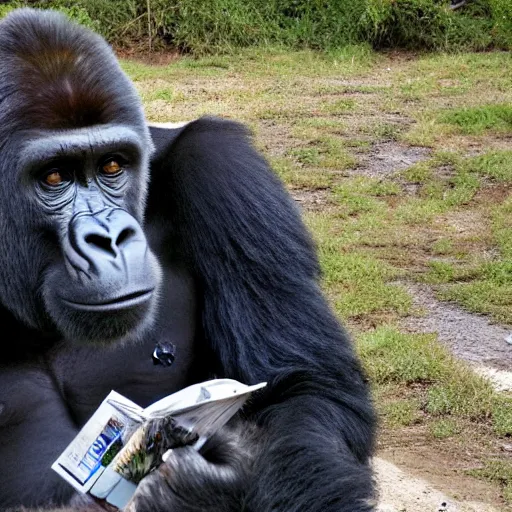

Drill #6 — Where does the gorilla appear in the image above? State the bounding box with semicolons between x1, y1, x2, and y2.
0;8;376;512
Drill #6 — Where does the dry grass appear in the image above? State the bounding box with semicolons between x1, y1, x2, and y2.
127;47;512;508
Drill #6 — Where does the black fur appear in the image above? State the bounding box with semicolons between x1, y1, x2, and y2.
146;119;377;511
0;8;376;512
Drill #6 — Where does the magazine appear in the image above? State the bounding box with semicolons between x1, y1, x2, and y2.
52;379;266;509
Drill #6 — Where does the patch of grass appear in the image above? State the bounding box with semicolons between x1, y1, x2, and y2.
382;399;423;428
441;104;512;135
463;151;512;183
320;98;357;115
401;117;456;147
149;88;176;102
395;157;481;226
324;84;386;95
493;397;512;437
288;137;357;172
231;46;376;79
320;252;411;322
367;122;402;141
426;369;496;420
358;327;512;439
292;118;346;140
468;460;512;503
256;105;308;121
288;147;321;166
270;157;333;189
425;260;456;284
429;418;461;439
440;280;512;324
332;177;401;219
395;198;447;225
431;238;454;255
424;260;482;284
317;137;357;170
358;327;451;385
400;161;434;184
437;194;512;324
445;172;481;206
307;216;412;324
494;197;512;258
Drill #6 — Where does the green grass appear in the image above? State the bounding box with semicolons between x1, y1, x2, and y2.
441;104;512;135
441;280;512;324
129;48;512;504
495;197;512;257
468;460;512;503
359;326;512;435
463;151;512;183
318;248;412;322
382;399;423;428
437;197;512;324
429;418;461;439
9;0;511;53
358;327;452;385
270;157;334;189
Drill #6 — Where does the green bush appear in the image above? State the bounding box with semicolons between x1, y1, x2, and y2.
490;0;512;47
0;1;99;32
1;0;511;53
362;0;495;50
170;0;275;53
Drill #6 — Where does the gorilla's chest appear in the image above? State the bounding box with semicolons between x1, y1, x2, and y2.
0;263;204;508
50;264;202;425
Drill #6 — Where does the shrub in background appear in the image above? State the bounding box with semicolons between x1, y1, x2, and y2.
1;0;510;53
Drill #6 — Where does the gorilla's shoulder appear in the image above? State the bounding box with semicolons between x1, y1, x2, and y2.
148;116;252;164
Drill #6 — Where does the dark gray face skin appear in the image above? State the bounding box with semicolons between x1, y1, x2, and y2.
0;9;161;343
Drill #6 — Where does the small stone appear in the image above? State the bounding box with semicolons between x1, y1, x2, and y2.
506;333;512;345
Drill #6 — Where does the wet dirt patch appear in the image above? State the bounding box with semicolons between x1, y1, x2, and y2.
352;141;431;178
401;283;512;371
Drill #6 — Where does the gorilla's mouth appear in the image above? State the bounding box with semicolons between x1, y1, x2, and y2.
61;289;154;312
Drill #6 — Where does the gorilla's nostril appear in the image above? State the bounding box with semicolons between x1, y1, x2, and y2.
85;234;115;256
116;228;136;247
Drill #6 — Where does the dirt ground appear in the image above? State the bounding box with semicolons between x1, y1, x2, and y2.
294;142;512;510
134;48;512;511
375;457;499;512
402;283;512;371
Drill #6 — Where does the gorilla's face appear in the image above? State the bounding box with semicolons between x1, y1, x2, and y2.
9;125;162;343
0;8;161;343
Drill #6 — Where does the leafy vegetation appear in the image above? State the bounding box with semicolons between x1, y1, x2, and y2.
1;0;511;53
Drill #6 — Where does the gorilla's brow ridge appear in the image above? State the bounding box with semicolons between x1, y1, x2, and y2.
19;126;143;176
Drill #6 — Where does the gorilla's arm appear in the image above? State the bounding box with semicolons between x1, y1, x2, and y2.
146;117;376;512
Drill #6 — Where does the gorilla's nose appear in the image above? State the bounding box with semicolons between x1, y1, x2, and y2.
67;208;148;276
84;226;137;259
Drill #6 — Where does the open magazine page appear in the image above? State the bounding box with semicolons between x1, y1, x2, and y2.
52;379;266;509
52;391;141;492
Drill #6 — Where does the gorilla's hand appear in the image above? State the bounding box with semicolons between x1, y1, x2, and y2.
125;429;252;512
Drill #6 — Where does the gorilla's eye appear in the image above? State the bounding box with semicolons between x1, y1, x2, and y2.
44;170;70;187
101;159;123;175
